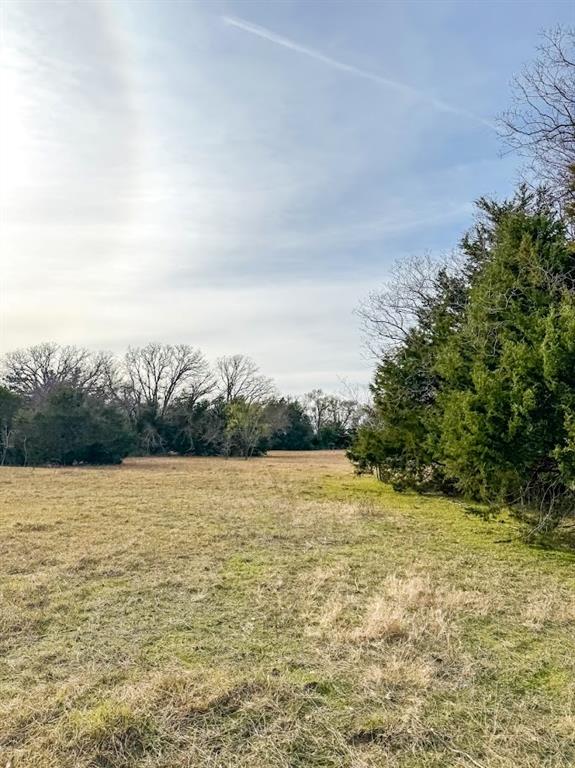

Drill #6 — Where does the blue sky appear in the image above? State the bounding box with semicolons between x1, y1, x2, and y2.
1;0;573;393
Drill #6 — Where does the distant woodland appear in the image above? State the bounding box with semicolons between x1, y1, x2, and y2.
0;344;366;464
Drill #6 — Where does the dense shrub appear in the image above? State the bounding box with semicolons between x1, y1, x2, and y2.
350;196;575;524
12;386;135;466
266;400;314;451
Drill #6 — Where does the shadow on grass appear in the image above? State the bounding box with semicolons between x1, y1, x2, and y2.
463;504;501;522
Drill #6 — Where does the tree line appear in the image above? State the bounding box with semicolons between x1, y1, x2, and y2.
349;28;575;530
0;344;366;465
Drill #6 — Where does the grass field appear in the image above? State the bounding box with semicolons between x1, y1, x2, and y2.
1;451;575;767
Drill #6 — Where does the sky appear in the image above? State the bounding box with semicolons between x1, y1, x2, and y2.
1;0;573;394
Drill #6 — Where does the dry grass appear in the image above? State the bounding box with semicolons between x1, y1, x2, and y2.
1;451;575;767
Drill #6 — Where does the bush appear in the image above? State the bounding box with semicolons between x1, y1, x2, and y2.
14;386;135;465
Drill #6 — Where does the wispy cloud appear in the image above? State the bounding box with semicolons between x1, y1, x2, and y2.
223;15;496;130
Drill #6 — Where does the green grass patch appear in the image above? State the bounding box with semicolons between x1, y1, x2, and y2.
1;452;574;767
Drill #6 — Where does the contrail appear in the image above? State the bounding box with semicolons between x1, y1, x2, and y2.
223;15;496;130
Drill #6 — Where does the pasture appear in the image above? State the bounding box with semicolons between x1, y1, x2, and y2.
1;451;574;767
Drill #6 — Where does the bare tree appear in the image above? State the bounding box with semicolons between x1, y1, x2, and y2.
0;422;13;466
304;389;366;434
337;378;373;409
356;254;462;355
2;343;117;400
327;396;366;432
123;343;214;417
303;389;332;434
216;355;275;404
500;27;575;209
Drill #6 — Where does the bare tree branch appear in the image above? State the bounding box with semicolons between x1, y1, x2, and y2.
124;343;213;416
2;343;117;400
216;355;275;404
356;253;464;356
499;26;575;211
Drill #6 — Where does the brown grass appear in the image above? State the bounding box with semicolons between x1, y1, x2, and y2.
1;451;574;766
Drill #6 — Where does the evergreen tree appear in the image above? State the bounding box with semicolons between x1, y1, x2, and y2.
14;386;135;465
350;197;575;523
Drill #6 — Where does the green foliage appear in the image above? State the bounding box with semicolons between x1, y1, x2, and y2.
0;340;364;461
304;389;365;449
162;397;228;456
14;386;136;465
223;400;265;458
0;386;22;465
439;212;570;501
130;390;359;458
346;424;387;477
159;397;316;457
351;266;467;490
351;194;575;524
266;399;314;451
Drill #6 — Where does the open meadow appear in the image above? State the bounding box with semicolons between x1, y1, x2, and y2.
1;451;575;767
